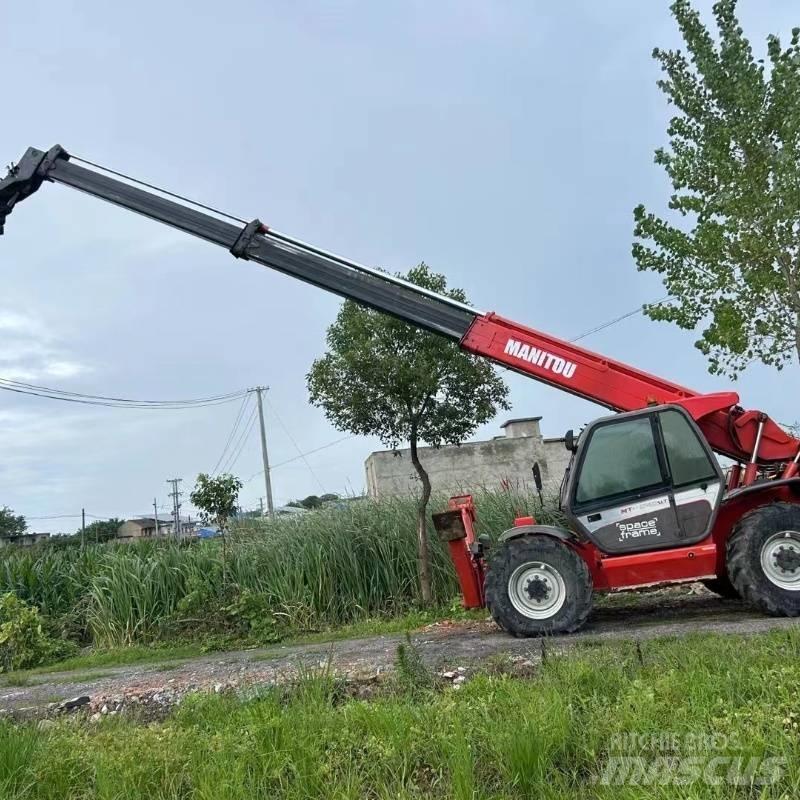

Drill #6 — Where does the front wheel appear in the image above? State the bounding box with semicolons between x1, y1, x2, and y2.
727;502;800;617
485;535;593;637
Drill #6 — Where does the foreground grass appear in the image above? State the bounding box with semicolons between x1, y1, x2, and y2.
2;629;799;799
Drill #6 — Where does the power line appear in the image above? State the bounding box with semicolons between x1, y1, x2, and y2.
242;434;354;484
272;434;354;469
26;509;171;522
0;377;248;409
570;295;671;342
211;393;251;475
495;296;672;380
219;404;259;474
267;397;326;493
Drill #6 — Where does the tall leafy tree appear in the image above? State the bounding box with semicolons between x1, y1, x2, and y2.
633;0;800;377
78;518;123;544
0;507;26;540
307;263;509;604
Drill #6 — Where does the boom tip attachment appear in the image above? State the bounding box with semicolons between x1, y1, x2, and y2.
0;145;68;235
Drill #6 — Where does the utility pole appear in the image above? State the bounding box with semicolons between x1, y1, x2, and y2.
81;508;85;547
167;478;182;539
153;498;160;537
252;386;274;516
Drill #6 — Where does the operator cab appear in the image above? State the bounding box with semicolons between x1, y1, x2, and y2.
562;405;724;555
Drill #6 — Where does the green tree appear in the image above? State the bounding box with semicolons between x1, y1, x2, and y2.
287;494;338;510
191;473;244;588
307;263;509;604
0;506;26;540
190;474;243;531
78;518;124;544
633;0;800;377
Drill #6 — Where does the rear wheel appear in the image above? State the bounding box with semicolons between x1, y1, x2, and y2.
727;502;800;617
485;535;593;636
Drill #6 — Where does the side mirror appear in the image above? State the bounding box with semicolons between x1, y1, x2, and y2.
532;461;544;505
565;429;578;453
532;462;543;493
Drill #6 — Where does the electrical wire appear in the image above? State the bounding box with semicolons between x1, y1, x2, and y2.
0;377;248;409
266;397;326;493
0;376;245;404
494;295;672;380
211;393;252;475
242;434;355;484
569;295;671;342
219;404;259;474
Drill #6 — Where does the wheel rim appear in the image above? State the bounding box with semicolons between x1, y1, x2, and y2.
760;531;800;591
508;562;567;619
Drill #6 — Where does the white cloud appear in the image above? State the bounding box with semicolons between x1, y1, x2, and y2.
0;307;91;383
0;311;45;337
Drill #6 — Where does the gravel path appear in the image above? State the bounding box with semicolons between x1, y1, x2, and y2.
3;587;798;719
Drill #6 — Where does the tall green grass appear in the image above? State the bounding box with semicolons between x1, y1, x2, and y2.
0;491;559;648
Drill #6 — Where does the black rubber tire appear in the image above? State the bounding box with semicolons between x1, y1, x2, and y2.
485;535;593;637
701;576;740;599
727;502;800;617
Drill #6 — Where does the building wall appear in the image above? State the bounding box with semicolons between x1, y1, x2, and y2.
365;418;570;500
117;521;156;540
0;532;50;548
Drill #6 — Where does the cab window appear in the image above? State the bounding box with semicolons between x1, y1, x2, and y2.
658;409;718;487
575;416;663;504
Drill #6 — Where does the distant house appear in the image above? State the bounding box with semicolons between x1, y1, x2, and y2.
117;515;197;541
0;532;50;548
117;518;162;541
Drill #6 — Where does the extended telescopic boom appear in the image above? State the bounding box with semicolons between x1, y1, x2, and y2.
1;145;797;474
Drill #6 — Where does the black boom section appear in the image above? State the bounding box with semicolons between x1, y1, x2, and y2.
0;146;475;340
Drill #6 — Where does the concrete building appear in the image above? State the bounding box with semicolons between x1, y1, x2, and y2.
365;417;570;499
0;532;51;548
117;515;199;541
117;517;163;541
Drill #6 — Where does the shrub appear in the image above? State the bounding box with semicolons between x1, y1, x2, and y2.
0;593;65;672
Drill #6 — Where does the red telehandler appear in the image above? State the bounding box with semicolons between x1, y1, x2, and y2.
3;145;800;636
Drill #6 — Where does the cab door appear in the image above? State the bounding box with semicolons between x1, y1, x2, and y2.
565;406;723;555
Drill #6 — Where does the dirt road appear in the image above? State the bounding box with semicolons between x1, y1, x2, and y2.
2;588;798;719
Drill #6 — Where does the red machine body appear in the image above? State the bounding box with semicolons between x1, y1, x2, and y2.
448;480;800;610
444;315;800;608
462;313;798;467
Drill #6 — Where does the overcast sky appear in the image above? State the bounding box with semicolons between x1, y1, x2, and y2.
2;0;798;532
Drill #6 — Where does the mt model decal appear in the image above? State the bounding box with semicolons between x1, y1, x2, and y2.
503;338;577;378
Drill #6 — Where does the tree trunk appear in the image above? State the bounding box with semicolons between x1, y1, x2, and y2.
795;310;800;366
409;427;433;606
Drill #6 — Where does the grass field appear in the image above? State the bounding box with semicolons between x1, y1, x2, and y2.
1;629;798;799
